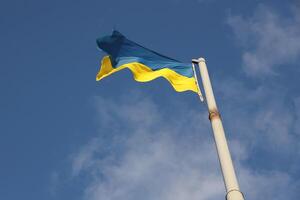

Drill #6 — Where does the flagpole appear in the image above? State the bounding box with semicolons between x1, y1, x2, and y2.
192;58;245;200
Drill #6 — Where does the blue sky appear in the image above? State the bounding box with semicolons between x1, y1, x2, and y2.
1;0;300;200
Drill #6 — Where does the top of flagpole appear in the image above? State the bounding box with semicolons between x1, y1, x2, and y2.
192;58;206;63
191;61;204;102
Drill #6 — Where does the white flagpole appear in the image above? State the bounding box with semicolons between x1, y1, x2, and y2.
192;58;245;200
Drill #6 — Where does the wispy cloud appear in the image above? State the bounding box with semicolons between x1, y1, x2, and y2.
71;138;102;177
227;4;300;76
69;88;300;200
72;94;224;200
216;77;300;159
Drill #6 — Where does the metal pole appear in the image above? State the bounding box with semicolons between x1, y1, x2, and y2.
192;58;245;200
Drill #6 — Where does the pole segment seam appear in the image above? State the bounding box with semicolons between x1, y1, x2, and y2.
209;110;221;120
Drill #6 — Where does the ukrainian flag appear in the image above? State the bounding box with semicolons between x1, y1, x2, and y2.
96;31;199;93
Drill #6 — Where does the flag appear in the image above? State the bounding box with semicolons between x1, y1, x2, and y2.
96;30;199;93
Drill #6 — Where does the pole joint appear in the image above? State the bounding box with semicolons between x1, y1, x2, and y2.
208;110;221;121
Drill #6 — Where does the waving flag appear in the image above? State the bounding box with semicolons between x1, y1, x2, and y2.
96;31;199;93
95;31;245;199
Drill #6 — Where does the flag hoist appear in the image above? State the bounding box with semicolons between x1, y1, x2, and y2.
96;30;245;200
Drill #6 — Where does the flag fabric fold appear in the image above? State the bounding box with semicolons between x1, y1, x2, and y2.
96;30;198;93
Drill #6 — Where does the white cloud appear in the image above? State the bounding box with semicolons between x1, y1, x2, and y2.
82;133;223;200
239;168;300;200
70;90;300;200
216;77;300;157
71;138;102;176
227;5;300;76
73;94;224;200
